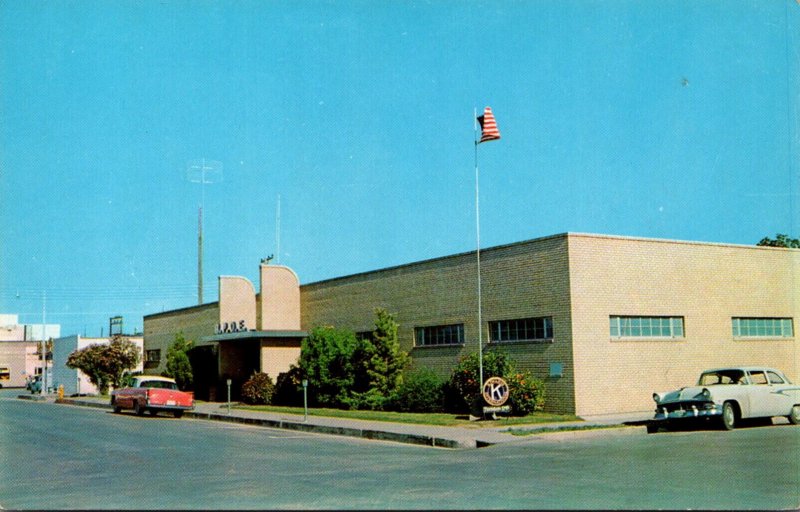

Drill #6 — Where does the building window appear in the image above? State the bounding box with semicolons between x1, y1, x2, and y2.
145;349;161;363
732;318;793;338
355;331;374;342
610;316;684;338
415;324;464;347
489;317;553;343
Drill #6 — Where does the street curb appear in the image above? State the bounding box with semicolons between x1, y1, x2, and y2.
16;394;46;402
53;398;479;449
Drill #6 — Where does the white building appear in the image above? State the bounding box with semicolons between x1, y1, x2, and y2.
52;335;144;396
0;314;60;388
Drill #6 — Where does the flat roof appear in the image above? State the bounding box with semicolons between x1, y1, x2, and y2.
301;232;796;288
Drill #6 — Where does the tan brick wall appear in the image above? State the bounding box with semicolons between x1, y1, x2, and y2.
143;303;219;374
567;234;799;416
259;265;301;330
219;276;256;331
301;235;577;414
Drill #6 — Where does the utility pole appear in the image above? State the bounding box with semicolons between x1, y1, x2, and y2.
187;158;222;305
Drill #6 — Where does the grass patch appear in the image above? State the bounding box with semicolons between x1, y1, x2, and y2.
232;404;580;428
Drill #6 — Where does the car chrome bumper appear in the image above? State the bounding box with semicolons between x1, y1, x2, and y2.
147;402;194;411
653;404;721;421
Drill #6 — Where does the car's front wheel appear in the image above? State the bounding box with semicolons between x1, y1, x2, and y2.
788;405;800;425
134;401;145;416
721;402;737;430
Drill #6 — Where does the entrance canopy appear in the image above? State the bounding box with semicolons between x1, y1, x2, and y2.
201;330;308;344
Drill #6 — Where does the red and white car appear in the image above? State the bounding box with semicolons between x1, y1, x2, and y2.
111;376;194;418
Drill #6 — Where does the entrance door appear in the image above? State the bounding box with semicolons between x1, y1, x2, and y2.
188;345;219;401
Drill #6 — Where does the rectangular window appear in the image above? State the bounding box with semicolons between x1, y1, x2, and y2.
355;331;374;342
489;317;553;343
610;316;684;338
414;324;464;347
145;349;161;363
732;318;794;338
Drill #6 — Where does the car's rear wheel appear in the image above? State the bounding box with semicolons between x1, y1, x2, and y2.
721;402;737;430
173;410;184;419
788;405;800;425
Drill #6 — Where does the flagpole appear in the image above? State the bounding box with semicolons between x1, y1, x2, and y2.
474;108;484;391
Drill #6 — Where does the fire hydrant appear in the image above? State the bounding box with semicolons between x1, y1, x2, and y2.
57;384;64;400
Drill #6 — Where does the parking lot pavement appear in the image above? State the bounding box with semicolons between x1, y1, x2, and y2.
43;394;652;449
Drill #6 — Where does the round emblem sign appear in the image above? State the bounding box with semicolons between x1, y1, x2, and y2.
482;376;510;406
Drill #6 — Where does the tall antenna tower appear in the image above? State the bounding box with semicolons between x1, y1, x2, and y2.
187;158;223;305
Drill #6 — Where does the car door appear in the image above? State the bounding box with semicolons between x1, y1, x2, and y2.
745;370;773;418
763;370;796;416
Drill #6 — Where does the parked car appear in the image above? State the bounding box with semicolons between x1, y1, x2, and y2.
111;376;194;418
26;375;42;394
649;367;800;432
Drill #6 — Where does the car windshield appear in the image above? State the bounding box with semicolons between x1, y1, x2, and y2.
140;380;178;390
698;370;746;386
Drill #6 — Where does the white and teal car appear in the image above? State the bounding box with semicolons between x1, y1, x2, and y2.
649;367;800;432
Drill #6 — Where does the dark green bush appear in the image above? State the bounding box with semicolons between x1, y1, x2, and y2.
390;368;445;413
297;326;358;408
240;372;276;405
274;366;304;406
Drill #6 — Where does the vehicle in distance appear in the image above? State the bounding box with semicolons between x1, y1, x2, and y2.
26;375;42;394
650;367;800;432
0;366;9;388
111;375;194;418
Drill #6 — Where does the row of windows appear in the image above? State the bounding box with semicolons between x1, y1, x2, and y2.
415;317;553;347
610;316;794;339
414;316;795;347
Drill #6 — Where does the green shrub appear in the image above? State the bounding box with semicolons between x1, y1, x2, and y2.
298;311;410;410
448;350;512;414
447;349;546;416
297;326;358;408
163;333;193;391
342;388;388;411
390;368;445;413
506;371;546;415
240;372;276;405
274;366;304;406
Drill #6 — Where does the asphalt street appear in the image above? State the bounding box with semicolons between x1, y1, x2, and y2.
1;390;798;509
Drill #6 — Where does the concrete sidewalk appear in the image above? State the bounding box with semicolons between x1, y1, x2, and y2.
40;394;652;449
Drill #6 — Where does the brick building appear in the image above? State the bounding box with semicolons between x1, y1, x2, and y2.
143;233;799;416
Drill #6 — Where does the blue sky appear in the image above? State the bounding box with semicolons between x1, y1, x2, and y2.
1;1;798;336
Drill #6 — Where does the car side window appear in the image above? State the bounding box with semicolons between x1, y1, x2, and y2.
767;371;785;384
749;371;768;385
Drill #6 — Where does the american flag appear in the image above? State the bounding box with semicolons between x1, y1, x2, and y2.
477;106;501;143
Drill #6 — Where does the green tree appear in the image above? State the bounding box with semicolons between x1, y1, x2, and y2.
757;234;800;248
66;335;141;395
297;326;358;408
163;333;193;391
346;308;410;409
